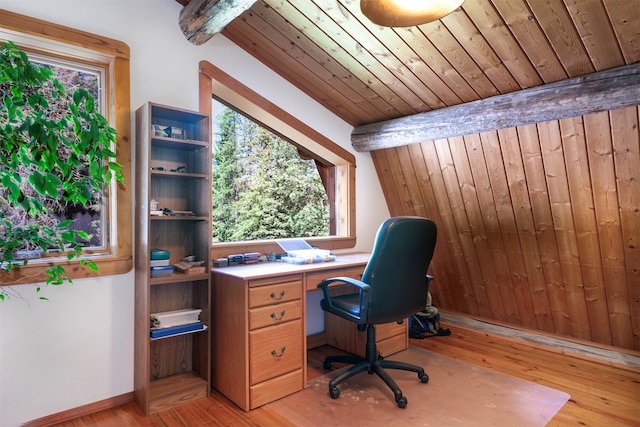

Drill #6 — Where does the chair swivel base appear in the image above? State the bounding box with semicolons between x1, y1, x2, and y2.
323;325;429;408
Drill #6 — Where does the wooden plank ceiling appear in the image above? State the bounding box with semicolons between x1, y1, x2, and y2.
178;0;639;128
176;0;640;352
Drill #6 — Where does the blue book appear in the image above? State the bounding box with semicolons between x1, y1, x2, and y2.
150;321;204;339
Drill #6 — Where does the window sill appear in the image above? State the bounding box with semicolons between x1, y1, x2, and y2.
0;255;133;286
210;236;356;260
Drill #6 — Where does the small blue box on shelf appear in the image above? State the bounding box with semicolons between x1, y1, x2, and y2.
150;265;173;278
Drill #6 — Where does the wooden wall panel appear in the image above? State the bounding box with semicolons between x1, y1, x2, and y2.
479;131;538;330
417;142;477;315
405;144;457;309
497;127;555;333
435;139;494;318
538;120;591;340
465;134;521;324
559;116;612;345
371;106;640;351
519;123;574;336
585;111;634;349
609;108;640;350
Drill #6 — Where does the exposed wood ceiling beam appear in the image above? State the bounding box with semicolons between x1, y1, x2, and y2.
179;0;257;45
351;63;640;152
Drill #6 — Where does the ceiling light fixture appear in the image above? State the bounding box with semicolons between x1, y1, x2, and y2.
360;0;466;27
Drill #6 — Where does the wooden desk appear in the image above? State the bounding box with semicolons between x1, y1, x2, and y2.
210;253;408;411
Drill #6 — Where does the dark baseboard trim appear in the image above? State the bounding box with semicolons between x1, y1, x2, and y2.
22;392;134;427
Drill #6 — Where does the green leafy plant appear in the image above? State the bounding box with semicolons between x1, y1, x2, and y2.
0;41;123;300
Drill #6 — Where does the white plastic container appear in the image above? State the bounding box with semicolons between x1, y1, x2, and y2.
286;249;333;263
150;308;202;328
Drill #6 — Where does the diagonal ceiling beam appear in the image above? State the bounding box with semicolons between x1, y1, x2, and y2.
180;0;257;45
351;62;640;152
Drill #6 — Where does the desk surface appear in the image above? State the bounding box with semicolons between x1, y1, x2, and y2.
211;252;370;281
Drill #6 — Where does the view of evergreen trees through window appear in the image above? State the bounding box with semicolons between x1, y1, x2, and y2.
212;103;330;242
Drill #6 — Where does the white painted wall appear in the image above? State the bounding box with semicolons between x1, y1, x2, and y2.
0;1;389;425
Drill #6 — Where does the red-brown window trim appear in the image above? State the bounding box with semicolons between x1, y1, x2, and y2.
198;61;356;259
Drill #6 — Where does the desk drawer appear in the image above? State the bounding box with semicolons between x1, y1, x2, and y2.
249;300;302;330
325;318;408;357
249;320;303;385
305;266;365;292
249;280;302;308
249;368;304;409
377;321;406;340
377;331;408;357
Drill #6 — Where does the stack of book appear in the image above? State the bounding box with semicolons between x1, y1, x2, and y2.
150;308;204;339
150;249;173;277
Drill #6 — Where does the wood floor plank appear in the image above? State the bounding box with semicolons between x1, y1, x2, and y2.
424;331;637;395
410;324;640;426
49;323;639;427
420;338;639;422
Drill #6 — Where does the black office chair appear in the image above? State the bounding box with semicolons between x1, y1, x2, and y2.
317;216;437;408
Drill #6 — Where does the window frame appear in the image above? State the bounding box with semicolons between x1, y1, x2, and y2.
199;61;356;259
0;10;132;285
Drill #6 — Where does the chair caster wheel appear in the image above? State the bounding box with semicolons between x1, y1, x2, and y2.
329;387;340;399
420;373;429;383
396;396;408;408
323;360;332;370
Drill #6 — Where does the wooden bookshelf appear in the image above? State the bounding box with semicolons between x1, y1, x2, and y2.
134;102;212;415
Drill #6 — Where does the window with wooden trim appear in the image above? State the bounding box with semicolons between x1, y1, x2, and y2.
212;99;332;242
0;10;132;286
199;61;356;259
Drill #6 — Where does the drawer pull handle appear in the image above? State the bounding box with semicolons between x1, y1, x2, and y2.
271;346;286;358
271;310;285;321
270;290;285;300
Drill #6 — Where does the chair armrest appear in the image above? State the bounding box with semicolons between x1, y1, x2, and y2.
317;277;371;314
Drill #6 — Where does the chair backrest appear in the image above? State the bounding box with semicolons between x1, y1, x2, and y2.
361;216;437;325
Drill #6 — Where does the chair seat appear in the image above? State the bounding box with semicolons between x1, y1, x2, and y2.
320;293;360;317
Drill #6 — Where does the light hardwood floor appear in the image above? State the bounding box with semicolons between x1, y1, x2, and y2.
48;322;640;426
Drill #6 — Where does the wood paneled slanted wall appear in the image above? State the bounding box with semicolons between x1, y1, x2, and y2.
372;106;640;351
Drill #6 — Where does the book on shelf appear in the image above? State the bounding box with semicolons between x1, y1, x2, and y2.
150;321;205;339
162;208;195;216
